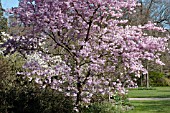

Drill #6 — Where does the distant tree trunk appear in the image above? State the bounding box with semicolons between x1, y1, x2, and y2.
160;65;163;73
140;75;143;87
146;61;149;88
146;73;149;88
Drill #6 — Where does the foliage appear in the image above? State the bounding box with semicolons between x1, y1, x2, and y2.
111;93;129;106
0;79;74;113
81;101;123;113
82;97;133;113
0;54;74;113
0;2;7;33
0;55;12;89
149;71;170;86
81;92;132;113
161;77;170;86
0;52;26;90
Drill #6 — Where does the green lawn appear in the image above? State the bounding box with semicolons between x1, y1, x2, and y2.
125;87;170;113
128;87;170;98
125;100;170;113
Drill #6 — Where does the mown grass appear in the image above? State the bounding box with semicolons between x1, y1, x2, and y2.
126;87;170;113
127;87;170;98
125;100;170;113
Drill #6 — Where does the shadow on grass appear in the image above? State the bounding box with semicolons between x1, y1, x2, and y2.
157;90;170;92
154;95;170;98
126;100;170;113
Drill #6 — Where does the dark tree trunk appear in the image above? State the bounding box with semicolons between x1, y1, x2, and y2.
146;62;149;88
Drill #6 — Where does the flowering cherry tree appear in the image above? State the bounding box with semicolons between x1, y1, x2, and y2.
1;0;169;108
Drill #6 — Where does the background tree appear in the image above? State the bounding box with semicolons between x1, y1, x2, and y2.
0;1;7;33
123;0;170;88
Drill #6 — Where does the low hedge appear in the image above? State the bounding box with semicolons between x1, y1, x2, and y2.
0;85;74;113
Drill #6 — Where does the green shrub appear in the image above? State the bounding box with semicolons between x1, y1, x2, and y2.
149;71;170;86
161;77;170;86
82;93;133;113
0;54;74;113
0;55;13;89
0;85;74;113
81;101;123;113
0;53;25;90
90;93;109;103
111;92;132;109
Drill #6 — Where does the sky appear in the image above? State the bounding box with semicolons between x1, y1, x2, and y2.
1;0;19;9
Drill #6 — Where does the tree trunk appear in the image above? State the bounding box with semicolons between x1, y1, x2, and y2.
146;73;149;88
146;61;149;88
76;82;82;106
140;75;143;87
76;75;82;112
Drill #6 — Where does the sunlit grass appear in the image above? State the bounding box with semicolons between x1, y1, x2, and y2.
128;87;170;98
